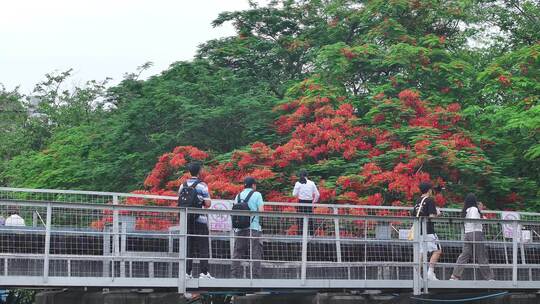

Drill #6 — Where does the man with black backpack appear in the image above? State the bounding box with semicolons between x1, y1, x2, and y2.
231;177;264;279
178;162;213;279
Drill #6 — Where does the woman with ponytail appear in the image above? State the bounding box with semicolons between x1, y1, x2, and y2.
450;193;494;280
292;169;320;235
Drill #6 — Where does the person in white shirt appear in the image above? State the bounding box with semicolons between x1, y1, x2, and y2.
4;208;25;227
450;193;494;280
292;169;320;235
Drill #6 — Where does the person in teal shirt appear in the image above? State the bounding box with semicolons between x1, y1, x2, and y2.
231;177;264;278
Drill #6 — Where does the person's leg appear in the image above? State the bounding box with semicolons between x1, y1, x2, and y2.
427;234;442;278
451;232;473;279
307;206;315;236
297;205;307;235
297;200;313;236
472;231;494;280
190;223;202;275
429;250;441;274
186;229;194;276
231;230;248;278
250;230;263;279
196;222;210;275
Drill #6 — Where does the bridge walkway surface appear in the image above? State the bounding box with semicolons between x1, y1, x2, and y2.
0;187;539;295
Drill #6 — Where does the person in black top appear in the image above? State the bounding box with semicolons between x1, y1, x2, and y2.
412;181;442;280
178;162;213;279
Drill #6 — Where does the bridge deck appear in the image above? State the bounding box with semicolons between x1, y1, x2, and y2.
5;276;540;291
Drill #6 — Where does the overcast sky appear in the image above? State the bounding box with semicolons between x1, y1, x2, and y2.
0;0;253;93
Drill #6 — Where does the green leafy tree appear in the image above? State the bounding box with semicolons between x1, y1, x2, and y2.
464;44;540;209
31;69;110;129
3;60;280;191
0;86;27;161
479;0;540;47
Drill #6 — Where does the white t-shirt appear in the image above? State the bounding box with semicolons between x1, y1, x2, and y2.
292;179;320;202
5;214;26;227
464;207;482;233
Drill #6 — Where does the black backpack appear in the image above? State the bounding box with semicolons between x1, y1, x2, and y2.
232;190;255;229
178;180;202;208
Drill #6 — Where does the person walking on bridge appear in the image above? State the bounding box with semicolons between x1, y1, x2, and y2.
413;182;442;280
292;169;320;236
450;194;494;281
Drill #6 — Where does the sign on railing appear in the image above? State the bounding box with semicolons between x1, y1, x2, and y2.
208;200;232;231
501;211;521;238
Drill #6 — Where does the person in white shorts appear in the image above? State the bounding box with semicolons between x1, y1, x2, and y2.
412;182;442;280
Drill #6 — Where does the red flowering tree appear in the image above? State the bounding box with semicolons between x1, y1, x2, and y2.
128;79;493;234
124;19;500;234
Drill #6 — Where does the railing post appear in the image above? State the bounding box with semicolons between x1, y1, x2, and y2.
300;215;308;285
229;228;235;261
120;224;127;278
33;211;38;228
363;219;367;280
178;208;188;294
421;217;428;294
520;242;529;281
103;227;111;278
412;217;421;296
168;230;174;279
112;195;119;280
512;220;518;286
333;207;342;263
43;203;52;283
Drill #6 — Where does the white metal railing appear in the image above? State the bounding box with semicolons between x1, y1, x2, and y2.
0;187;539;295
2;186;539;220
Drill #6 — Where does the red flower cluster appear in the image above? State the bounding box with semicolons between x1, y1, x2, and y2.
144;146;209;190
498;75;511;87
439;36;446;44
341;48;357;59
90;216;112;230
136;218;173;231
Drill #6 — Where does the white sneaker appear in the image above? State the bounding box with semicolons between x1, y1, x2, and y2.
199;272;215;279
185;273;193;279
427;271;439;280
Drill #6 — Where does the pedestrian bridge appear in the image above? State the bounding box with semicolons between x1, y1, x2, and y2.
0;187;539;295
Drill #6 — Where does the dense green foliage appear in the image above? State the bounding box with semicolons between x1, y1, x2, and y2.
1;0;538;209
1;61;279;191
